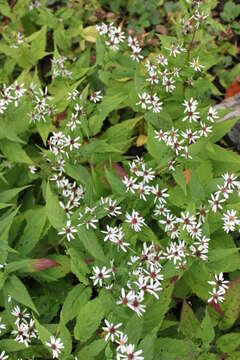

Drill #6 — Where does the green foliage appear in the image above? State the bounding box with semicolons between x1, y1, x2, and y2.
0;0;240;359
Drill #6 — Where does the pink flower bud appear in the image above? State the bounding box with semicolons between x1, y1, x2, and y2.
32;258;59;272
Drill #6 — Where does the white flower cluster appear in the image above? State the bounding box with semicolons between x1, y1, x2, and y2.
28;84;57;123
128;36;144;63
96;23;125;51
0;82;26;114
208;272;229;304
102;319;144;360
180;2;208;35
117;242;164;317
153;100;219;161
11;305;38;348
51;55;72;79
206;173;240;233
122;157;156;201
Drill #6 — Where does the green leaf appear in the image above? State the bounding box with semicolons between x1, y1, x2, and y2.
0;207;19;263
189;169;205;203
155;337;198;358
143;285;174;336
147;124;171;166
220;0;240;22
126;313;143;344
102;116;142;152
16;206;47;254
179;301;202;339
0;185;31;203
0;140;32;164
219;277;240;330
46;182;65;230
89;93;128;135
78;227;105;262
0;339;26;352
77;339;106;359
60;285;91;326
173;166;187;195
139;334;156;360
96;37;105;65
216;333;240;353
74;292;111;342
200;309;215;347
4;275;39;314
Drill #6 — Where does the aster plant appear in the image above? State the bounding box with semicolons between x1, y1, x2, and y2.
0;0;240;359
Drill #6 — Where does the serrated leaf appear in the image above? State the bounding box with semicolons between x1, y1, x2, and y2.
16;206;47;254
219;277;240;330
60;285;91;326
78;227;105;261
179;301;202;339
74;292;111;342
46;182;65;230
5;275;39;314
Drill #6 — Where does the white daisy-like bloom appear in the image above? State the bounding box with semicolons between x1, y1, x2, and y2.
58;220;77;242
0;316;6;333
163;77;175;93
145;59;157;72
157;54;168;66
208;287;225;304
194;10;209;29
103;197;122;217
189;57;204;72
151;185;169;204
190;244;208;262
207;106;219;122
137;182;151;201
46;336;64;359
146;69;158;85
165;43;181;57
208;193;225;213
90;266;111;287
11;322;31;347
182;98;198;112
154;129;166;142
64;135;81;151
222;209;240;226
119;344;144;360
178;211;196;231
125;210;146;232
116;288;135;306
128;35;139;48
199;121;212;137
116;333;128;353
0;351;8;360
122;176;138;194
216;184;233;199
136;163;155;183
130;46;144;62
90;91;102;103
102;319;122;342
28;165;38;174
67;89;79;100
11;305;30;325
159;213;176;232
208;273;229;293
136;92;150;110
128;294;146;317
101;225;119;242
222;173;239;190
